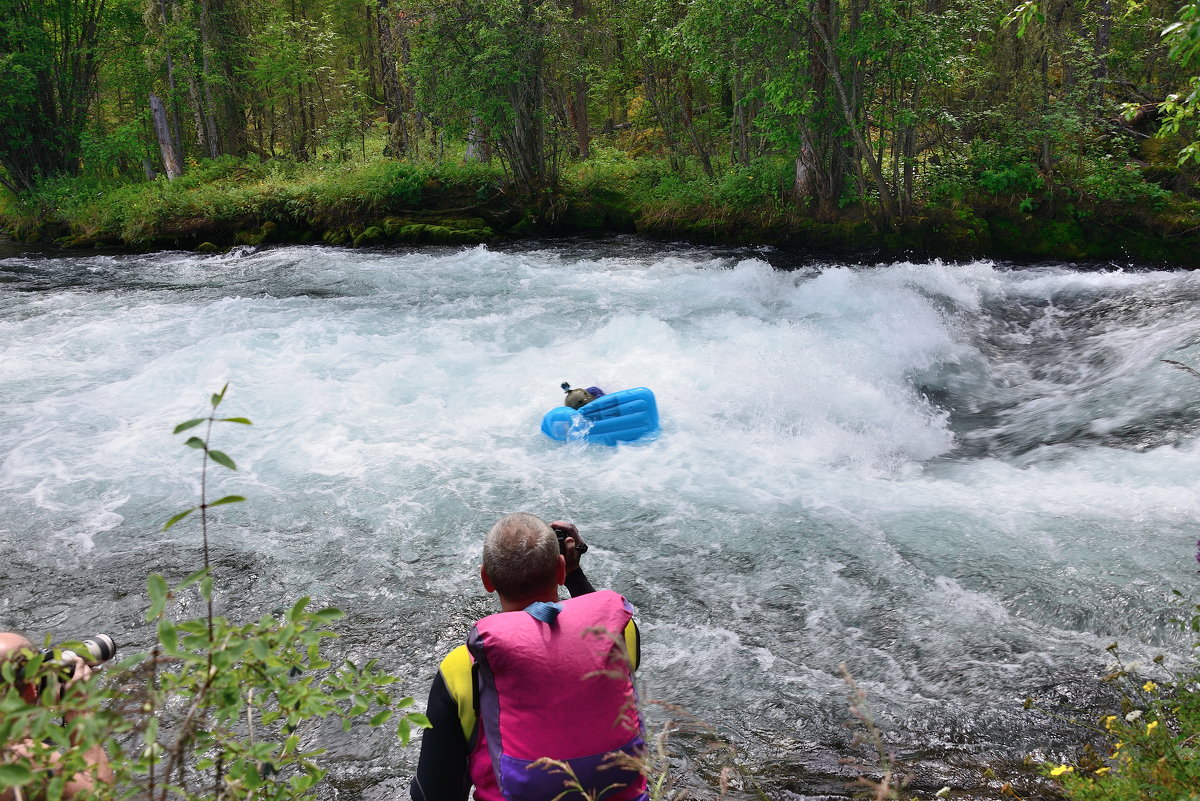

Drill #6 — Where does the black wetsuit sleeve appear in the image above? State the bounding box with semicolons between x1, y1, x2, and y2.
409;672;471;801
564;567;596;597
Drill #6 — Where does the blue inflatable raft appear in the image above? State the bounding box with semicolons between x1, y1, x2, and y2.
540;387;660;446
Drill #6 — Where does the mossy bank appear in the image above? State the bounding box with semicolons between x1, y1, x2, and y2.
3;153;1198;266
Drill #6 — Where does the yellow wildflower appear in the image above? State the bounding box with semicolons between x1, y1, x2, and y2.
1103;715;1117;730
1146;720;1158;734
1094;767;1111;775
1143;680;1157;692
1050;765;1074;777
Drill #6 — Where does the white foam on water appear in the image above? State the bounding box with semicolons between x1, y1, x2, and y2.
2;244;1199;777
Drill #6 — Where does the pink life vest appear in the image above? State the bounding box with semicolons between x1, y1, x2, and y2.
466;590;646;801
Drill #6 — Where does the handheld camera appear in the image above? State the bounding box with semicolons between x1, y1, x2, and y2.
39;634;117;699
550;523;588;555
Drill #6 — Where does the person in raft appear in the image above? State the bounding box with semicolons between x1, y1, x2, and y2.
561;382;606;410
409;513;645;801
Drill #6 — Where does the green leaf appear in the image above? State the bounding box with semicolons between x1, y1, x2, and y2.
219;417;252;425
184;436;206;450
178;568;208;589
397;717;411;746
163;507;195;530
158;620;178;654
251;639;271;662
314;607;344;623
290;597;311;622
211;384;228;408
209;495;246;507
207;450;236;470
371;709;393;726
143;716;158;746
147;574;168;620
200;576;213;601
173;418;206;434
0;764;34;788
407;712;430;728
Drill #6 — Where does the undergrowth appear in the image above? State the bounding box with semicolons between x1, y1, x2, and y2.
4;153;507;245
1029;360;1200;801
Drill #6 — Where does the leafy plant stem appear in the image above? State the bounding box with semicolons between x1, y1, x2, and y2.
201;412;214;634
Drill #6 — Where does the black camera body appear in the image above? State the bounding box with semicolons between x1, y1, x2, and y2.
551;524;587;555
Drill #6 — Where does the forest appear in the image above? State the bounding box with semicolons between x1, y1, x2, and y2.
1;0;1199;260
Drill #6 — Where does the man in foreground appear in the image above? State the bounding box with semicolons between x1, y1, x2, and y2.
0;631;114;801
410;513;645;801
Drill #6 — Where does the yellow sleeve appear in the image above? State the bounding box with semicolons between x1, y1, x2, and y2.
624;619;639;672
438;644;476;741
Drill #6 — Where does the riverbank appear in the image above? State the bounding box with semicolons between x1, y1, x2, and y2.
2;152;1199;265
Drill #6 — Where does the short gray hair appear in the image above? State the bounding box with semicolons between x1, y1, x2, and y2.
483;513;560;599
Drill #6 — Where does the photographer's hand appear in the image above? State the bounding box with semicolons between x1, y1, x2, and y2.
61;660;93;726
550;521;586;574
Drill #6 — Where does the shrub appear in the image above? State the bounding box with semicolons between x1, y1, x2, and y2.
970;140;1045;196
712;159;790;210
1045;631;1200;800
0;387;426;801
1076;155;1174;208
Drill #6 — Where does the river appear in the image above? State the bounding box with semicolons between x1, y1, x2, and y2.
2;238;1198;799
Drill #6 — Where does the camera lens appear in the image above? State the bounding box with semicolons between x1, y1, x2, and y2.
80;635;116;664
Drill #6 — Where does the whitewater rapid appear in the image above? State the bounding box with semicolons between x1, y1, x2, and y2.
2;239;1198;796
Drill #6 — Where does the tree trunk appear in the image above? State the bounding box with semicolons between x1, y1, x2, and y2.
569;0;590;158
643;65;683;172
466;116;492;162
187;74;212;158
208;0;247;155
809;5;899;225
682;79;713;176
155;0;187;163
1093;0;1112;100
197;0;221;156
150;92;184;179
794;132;819;205
377;0;408;157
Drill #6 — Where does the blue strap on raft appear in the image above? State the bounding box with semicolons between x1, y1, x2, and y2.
540;387;660;446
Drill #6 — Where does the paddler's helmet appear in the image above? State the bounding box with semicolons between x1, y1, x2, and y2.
561;382;596;410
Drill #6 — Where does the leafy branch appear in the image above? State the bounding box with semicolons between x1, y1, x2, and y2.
163;382;252;574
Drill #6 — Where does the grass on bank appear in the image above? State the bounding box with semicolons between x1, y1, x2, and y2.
0;142;804;245
0;152;508;245
1;135;1198;262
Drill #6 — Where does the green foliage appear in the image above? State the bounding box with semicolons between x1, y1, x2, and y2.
970;141;1046;196
0;644;133;801
0;0;105;192
0;387;424;801
408;0;573;198
0;152;507;245
1077;156;1173;208
711;160;790;210
1160;3;1200;164
1043;638;1200;801
136;577;426;801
